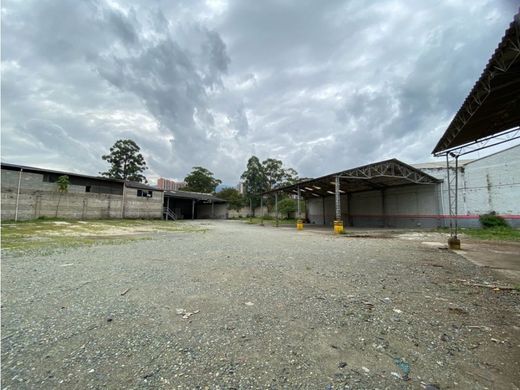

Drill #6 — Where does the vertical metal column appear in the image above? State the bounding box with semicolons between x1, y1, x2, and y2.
446;153;461;249
297;185;301;218
335;176;341;221
445;153;453;235
454;155;459;238
275;192;279;227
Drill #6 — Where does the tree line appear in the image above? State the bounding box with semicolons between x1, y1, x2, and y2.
99;139;302;218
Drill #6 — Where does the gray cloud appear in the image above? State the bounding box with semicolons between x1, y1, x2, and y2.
1;0;518;184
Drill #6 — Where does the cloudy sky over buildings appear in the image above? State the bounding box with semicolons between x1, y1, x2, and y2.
1;1;518;184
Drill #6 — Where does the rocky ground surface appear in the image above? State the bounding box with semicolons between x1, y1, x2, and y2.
1;220;519;389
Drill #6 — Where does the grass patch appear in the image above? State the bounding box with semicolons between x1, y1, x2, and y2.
1;218;205;254
461;227;520;241
243;217;298;226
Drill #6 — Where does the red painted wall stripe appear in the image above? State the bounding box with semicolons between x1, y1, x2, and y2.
348;214;520;220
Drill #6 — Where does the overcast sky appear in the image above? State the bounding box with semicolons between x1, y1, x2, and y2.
1;1;518;184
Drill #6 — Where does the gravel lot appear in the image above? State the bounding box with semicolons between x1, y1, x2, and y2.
2;220;519;389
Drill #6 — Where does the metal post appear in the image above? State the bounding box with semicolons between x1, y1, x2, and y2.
446;153;461;249
334;175;343;234
192;199;195;220
275;192;279;227
335;176;341;221
297;185;301;218
14;168;23;222
445;153;453;235
260;196;264;226
454;155;459;238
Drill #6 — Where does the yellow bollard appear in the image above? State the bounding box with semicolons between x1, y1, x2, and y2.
296;219;304;230
334;220;344;234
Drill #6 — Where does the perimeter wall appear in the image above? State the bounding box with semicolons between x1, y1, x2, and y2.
1;169;163;221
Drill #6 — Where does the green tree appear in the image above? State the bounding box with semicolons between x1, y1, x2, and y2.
241;156;267;214
277;197;297;219
262;158;299;190
184;167;222;193
217;187;244;211
55;175;70;217
101;139;148;183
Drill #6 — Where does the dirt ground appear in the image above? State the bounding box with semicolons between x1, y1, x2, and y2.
1;220;519;389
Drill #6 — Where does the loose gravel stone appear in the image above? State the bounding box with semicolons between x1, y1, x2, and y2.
1;220;519;389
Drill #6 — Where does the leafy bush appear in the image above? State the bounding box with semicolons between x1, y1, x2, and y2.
479;212;510;229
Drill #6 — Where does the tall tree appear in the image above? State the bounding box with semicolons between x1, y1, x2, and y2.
240;156;267;214
184;167;222;193
101;139;148;183
216;187;244;211
262;158;299;190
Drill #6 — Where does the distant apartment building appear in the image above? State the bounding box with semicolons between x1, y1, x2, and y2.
236;181;245;194
157;178;186;191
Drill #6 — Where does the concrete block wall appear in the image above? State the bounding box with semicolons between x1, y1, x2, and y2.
1;169;162;221
422;145;520;228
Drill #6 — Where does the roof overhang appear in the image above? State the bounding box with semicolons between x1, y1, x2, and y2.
262;159;440;199
164;190;227;203
432;12;520;155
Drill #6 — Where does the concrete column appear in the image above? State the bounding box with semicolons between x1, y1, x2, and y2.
14;168;23;222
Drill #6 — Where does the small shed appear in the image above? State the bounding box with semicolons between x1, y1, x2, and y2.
163;190;227;220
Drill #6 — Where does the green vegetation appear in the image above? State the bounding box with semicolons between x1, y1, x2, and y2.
243;217;298;226
183;166;222;193
100;139;148;183
216;187;244;210
462;227;520;241
479;213;510;229
1;219;204;254
240;156;299;215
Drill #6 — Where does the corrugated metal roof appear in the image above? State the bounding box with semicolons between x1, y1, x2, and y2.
263;159;440;199
432;11;520;154
1;162;161;191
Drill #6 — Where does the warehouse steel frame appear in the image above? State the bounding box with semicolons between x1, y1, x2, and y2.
262;159;440;233
432;12;520;248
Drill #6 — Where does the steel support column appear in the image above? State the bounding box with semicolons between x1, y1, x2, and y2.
334;176;343;233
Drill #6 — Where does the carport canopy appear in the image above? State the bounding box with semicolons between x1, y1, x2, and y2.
432;12;520;155
262;159;440;199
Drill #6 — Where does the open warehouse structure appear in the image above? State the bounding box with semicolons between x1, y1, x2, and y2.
263;159;442;230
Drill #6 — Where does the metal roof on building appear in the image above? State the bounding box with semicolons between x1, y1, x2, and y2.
1;162;162;191
164;190;226;203
262;159;440;199
432;12;520;155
